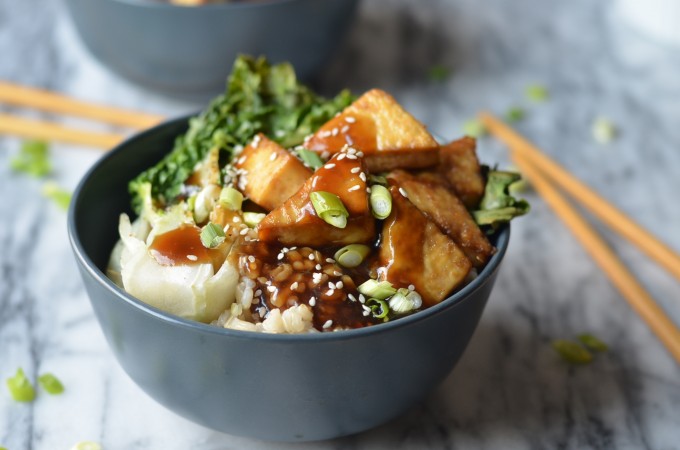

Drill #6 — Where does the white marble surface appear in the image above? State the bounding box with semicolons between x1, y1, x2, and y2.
2;0;680;449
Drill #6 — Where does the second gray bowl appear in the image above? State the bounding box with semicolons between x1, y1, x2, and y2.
64;0;359;94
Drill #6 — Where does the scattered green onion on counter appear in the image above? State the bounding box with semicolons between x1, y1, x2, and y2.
310;191;348;228
462;119;487;138
6;368;36;402
41;181;71;211
10;139;51;178
552;339;593;365
505;107;525;123
526;83;549;102
200;222;226;248
38;373;64;395
592;117;616;144
334;244;371;268
578;334;608;352
370;185;392;220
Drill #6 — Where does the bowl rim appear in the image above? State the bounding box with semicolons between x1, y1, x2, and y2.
68;115;510;343
99;0;348;11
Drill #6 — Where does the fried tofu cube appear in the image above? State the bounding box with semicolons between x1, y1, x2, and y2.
378;186;471;306
388;170;495;268
235;134;312;211
258;150;375;247
439;137;485;209
305;89;439;172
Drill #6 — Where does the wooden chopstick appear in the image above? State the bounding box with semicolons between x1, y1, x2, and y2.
0;113;125;149
479;112;680;283
0;80;164;129
512;152;680;363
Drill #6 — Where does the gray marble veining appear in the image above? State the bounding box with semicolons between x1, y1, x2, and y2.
1;0;679;449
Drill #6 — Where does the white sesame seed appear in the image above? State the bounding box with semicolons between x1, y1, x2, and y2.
275;129;285;137
239;228;249;235
359;294;366;303
282;247;289;252
248;255;256;263
333;271;342;277
326;289;335;296
348;185;361;192
408;284;416;291
337;153;346;160
290;282;299;290
362;304;371;312
233;216;241;223
255;289;262;296
332;127;339;136
350;167;361;173
290;247;297;250
321;151;330;159
399;187;409;198
252;134;261;148
346;154;357;160
186;254;198;261
308;253;316;260
359;172;367;182
345;116;356;123
366;187;372;193
258;308;266;318
341;125;350;133
336;281;344;289
277;253;284;260
348;293;357;302
320;130;332;138
269;152;278;161
326;258;335;263
362;311;370;317
323;319;333;329
267;285;276;292
237;156;246;165
325;163;336;169
315;264;322;270
224;224;231;231
328;282;335;289
309;296;316;306
356;151;364;157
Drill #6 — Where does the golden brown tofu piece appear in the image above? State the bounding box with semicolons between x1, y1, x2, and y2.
258;150;376;247
235;134;312;211
388;170;495;269
439;137;485;209
305;89;439;172
377;186;471;306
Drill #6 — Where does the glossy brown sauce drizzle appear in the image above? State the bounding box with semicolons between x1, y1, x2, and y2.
306;113;377;154
149;224;212;266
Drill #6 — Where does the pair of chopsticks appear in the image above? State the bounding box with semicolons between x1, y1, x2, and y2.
2;80;678;362
0;80;163;147
479;113;680;363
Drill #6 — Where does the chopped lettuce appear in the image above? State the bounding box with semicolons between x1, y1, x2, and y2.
10;140;51;178
129;55;354;213
473;170;530;228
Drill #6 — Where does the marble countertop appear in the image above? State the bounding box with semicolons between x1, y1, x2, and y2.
2;0;680;448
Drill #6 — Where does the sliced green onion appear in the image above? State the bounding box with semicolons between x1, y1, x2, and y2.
526;84;549;102
370;185;392;220
70;442;102;450
334;244;371;268
6;368;36;402
578;334;608;352
38;373;64;395
295;148;324;170
462;119;487;138
10;139;51;178
219;186;244;211
243;212;266;227
368;174;388;186
367;298;390;320
200;222;226;248
357;279;396;300
428;65;450;82
552;340;593;365
41;182;71;211
310;191;348;228
505;107;525;123
592;117;616;144
389;288;423;314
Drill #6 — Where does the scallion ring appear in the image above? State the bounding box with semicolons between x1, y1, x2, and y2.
219;186;244;211
367;298;390;320
310;191;349;228
357;279;396;300
370;185;392;219
295;148;325;170
243;212;266;228
200;222;226;249
334;244;371;268
388;288;423;314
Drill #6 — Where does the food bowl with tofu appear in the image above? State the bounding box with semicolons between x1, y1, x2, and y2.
64;0;359;93
68;57;525;440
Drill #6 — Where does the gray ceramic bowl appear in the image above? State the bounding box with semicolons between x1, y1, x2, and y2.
67;117;510;442
64;0;359;93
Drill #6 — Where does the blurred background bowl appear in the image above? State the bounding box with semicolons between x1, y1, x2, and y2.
67;116;509;441
64;0;359;95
